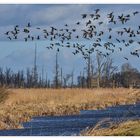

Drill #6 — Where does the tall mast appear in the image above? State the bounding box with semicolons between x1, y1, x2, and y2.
33;43;37;87
34;43;37;73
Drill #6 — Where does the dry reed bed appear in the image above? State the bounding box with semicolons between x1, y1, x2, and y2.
82;120;140;136
0;88;140;130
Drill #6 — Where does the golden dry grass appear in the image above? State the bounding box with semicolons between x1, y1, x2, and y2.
82;120;140;136
5;88;140;106
0;88;140;130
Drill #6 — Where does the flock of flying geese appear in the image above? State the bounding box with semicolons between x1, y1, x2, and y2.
4;9;140;61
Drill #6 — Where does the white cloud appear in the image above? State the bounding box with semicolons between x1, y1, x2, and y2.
28;5;91;26
1;4;140;73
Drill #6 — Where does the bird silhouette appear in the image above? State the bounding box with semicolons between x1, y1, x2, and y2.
31;36;34;41
108;28;112;32
5;31;9;35
98;21;103;25
23;28;30;33
57;48;59;52
82;14;87;18
8;36;11;40
108;12;114;18
76;22;80;25
86;20;91;26
72;29;76;32
109;35;112;39
95;9;100;14
37;36;40;40
90;14;94;18
24;38;27;42
119;47;122;51
5;8;140;62
124;57;128;60
76;35;79;39
133;11;139;16
27;22;31;28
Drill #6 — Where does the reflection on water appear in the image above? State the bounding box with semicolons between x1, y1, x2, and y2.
0;103;140;136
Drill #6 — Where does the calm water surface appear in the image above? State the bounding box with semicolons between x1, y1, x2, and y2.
0;103;140;136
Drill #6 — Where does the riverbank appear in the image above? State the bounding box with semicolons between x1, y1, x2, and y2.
0;88;140;132
82;120;140;136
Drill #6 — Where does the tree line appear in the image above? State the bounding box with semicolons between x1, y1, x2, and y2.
0;52;140;89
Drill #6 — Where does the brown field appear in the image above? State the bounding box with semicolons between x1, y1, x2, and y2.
0;88;140;131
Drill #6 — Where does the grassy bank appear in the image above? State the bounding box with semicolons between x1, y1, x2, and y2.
0;88;140;131
82;120;140;136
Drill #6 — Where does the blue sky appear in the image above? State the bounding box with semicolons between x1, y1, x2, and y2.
0;4;140;81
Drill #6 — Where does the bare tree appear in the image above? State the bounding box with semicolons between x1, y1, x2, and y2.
96;52;105;88
87;53;91;88
71;69;74;88
33;43;38;87
102;57;118;87
53;52;60;88
60;67;63;88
